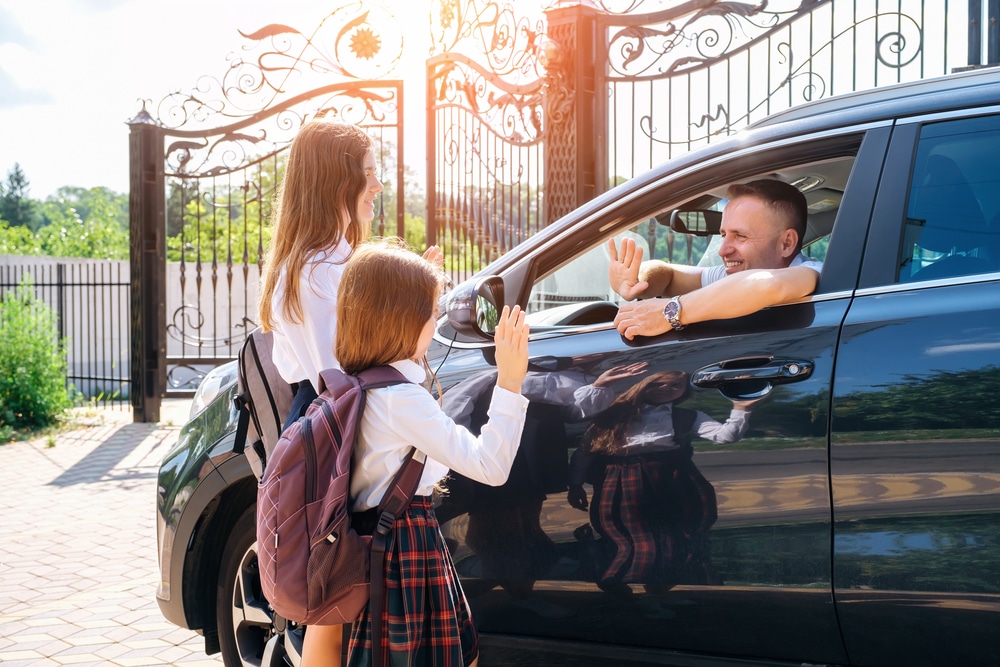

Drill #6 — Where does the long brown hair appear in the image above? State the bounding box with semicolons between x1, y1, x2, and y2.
583;370;691;454
259;119;374;331
336;239;444;375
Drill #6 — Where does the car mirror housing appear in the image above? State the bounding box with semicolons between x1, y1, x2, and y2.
445;275;505;339
668;209;723;236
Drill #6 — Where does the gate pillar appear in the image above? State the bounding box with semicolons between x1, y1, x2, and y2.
128;106;166;423
542;1;603;224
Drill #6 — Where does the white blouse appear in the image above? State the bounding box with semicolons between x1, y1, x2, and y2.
270;239;352;386
350;359;529;510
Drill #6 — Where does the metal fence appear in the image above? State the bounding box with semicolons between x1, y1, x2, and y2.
599;0;983;182
0;257;130;410
426;0;999;276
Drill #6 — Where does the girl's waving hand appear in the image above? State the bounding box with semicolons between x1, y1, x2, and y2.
494;305;529;393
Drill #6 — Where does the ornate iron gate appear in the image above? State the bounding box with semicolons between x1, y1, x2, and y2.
597;0;981;182
426;1;549;283
128;4;406;421
426;0;994;278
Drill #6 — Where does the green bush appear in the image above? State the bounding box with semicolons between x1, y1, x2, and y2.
0;276;71;429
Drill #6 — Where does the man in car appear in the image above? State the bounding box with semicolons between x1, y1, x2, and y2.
610;179;822;339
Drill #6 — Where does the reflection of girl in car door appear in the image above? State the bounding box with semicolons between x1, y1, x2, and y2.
567;370;754;595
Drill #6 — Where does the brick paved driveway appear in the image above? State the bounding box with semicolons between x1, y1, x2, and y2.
0;401;224;666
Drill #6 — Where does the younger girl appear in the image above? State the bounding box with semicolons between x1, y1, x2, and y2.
336;239;530;667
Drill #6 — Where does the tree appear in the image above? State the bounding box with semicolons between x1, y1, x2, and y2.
0;220;40;255
44;186;128;230
0;163;41;230
34;204;129;260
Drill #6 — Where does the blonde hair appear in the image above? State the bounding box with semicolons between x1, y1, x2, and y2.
259;119;374;331
337;239;444;375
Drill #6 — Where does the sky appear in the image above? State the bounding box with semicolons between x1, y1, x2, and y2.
0;0;433;200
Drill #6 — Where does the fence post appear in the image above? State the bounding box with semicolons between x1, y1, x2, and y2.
128;105;166;423
970;0;983;65
991;0;1000;64
542;1;602;225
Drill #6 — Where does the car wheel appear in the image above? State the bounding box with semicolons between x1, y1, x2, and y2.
217;505;302;667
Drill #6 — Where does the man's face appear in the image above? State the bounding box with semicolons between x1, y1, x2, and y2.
717;196;798;274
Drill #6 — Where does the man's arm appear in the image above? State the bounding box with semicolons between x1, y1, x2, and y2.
613;265;819;340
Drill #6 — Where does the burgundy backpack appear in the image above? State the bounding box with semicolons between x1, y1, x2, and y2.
256;365;425;639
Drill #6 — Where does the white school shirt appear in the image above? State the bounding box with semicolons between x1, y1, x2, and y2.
620;404;749;450
700;253;823;287
270;240;352;386
350;359;530;511
567;405;750;484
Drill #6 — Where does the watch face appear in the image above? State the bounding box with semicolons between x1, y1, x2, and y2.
663;298;683;329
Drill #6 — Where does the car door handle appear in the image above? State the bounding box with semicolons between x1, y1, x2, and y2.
691;358;814;388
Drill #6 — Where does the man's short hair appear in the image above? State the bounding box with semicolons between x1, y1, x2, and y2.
726;179;808;252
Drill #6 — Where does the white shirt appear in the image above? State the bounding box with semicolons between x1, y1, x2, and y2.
350;359;530;510
567;405;750;484
620;404;749;450
270;239;352;386
700;253;823;287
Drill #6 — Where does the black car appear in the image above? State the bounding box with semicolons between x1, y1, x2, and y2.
156;66;1000;667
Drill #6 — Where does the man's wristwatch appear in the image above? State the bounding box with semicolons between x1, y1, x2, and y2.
662;296;685;331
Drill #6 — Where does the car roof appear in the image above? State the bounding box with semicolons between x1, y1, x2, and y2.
748;65;1000;130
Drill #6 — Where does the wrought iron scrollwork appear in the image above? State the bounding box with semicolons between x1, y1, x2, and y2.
156;2;403;178
166;306;255;351
430;0;548;148
432;0;547;79
609;2;927;148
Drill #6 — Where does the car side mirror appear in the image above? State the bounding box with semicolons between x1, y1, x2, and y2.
668;209;723;236
445;275;505;339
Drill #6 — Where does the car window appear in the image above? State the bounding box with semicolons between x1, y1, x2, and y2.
897;114;1000;283
525;155;856;325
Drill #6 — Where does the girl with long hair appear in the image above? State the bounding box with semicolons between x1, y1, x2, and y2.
257;119;439;666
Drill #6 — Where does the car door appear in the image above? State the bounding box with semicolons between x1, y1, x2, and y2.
832;111;1000;667
435;125;891;664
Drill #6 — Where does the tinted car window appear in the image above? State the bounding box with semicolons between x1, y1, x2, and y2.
898;114;1000;282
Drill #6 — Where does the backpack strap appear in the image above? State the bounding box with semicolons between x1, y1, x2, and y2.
355;365;426;667
232;393;251;455
368;449;425;667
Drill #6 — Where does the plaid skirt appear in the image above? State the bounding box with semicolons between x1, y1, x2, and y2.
589;448;718;588
347;497;478;667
